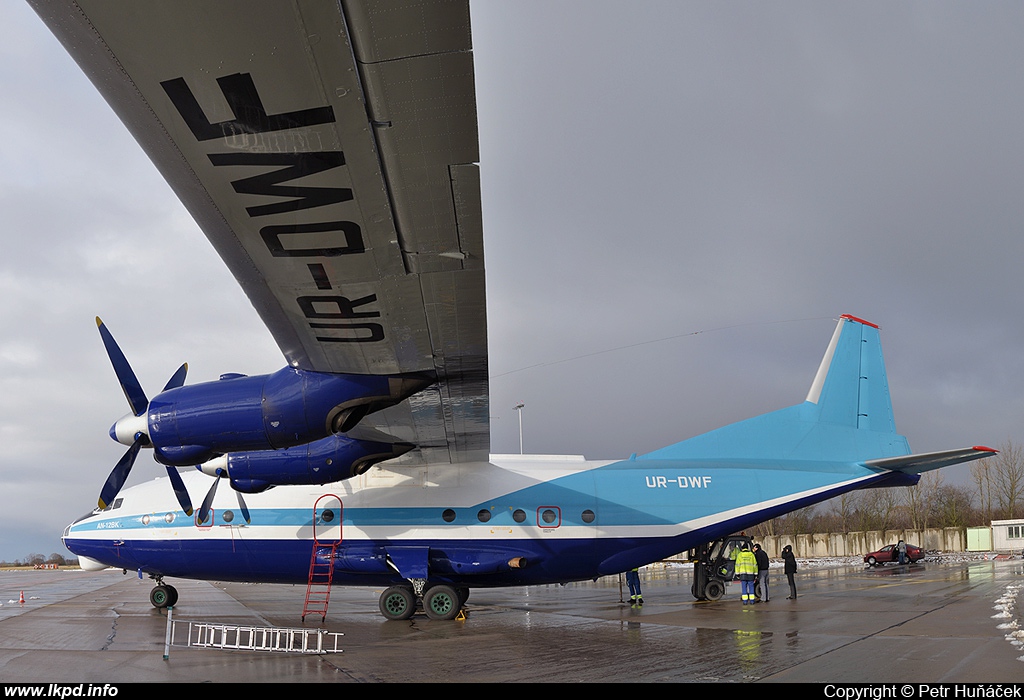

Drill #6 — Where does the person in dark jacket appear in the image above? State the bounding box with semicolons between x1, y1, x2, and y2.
753;543;770;602
782;545;797;599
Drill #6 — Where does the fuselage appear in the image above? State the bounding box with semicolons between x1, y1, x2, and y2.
63;453;903;588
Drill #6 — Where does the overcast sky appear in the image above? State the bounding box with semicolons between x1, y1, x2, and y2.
2;1;1023;561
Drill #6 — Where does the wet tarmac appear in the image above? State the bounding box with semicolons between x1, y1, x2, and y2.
1;558;1022;683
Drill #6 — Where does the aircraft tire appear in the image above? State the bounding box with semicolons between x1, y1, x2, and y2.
150;584;174;609
379;586;416;620
703;580;725;601
457;587;470;606
424;584;461;620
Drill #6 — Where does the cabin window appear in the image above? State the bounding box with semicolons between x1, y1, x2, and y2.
513;509;526;523
477;509;491;523
538;507;561;528
222;510;234;523
321;509;335;523
164;513;175;524
141;515;151;525
581;509;595;524
442;509;456;523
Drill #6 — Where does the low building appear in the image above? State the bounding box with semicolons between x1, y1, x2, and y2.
991;519;1024;553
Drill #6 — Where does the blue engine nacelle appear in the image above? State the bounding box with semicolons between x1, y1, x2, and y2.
112;367;431;466
200;434;415;493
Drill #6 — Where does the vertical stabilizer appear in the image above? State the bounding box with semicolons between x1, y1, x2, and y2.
805;314;896;434
640;314;909;463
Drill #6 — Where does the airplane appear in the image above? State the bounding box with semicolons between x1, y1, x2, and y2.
38;0;996;620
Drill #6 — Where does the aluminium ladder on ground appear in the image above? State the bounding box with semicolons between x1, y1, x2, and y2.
164;613;343;657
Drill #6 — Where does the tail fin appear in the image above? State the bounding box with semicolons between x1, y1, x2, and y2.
640;314;911;463
805;314;895;432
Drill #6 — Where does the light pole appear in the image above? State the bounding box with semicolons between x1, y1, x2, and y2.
514;403;524;454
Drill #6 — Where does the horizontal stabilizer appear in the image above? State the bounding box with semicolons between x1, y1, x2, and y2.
864;446;997;475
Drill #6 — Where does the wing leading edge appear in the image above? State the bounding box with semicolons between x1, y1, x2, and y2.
31;0;488;464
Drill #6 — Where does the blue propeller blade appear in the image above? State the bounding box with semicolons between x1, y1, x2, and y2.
164;466;194;516
235;489;251;524
96;317;148;417
198;475;219;525
162;363;188;392
99;438;142;510
198;471;250;524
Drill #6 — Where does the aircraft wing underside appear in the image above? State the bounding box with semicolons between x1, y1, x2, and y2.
31;0;488;464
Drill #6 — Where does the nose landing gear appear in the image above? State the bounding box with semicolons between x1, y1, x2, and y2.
149;578;178;608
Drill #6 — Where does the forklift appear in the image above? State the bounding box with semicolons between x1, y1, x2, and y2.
689;534;763;601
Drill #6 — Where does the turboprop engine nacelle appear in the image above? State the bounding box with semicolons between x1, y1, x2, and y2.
199;434;415;493
110;367;431;466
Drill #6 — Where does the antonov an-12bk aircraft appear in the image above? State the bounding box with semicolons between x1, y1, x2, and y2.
38;0;995;620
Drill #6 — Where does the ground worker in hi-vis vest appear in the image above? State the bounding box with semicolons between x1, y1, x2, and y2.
734;543;758;606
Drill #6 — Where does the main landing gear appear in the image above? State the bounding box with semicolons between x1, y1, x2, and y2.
378;583;470;621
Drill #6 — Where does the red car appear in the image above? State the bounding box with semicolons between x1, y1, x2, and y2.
864;543;923;566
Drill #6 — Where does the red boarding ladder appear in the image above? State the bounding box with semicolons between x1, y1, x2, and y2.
301;495;342;623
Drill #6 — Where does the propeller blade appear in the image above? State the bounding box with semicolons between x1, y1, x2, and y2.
164;466;194;516
162;363;188;392
98;438;142;510
96;317;148;416
235;489;251;524
198;475;220;525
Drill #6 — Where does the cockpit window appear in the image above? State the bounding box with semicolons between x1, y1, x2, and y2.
98;498;123;513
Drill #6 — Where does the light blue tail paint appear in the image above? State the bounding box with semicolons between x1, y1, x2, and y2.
639;315;910;464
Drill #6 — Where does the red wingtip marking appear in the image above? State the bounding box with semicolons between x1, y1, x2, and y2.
973;445;998;453
839;314;879;329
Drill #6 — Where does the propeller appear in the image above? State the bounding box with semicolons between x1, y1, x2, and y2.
197;468;250;525
98;438;142;511
95;317;194;516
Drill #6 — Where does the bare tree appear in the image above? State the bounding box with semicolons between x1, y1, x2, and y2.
971;457;995;524
930;484;973;529
751;518;776;539
992;441;1024;520
854;488;901;532
827;492;856;533
904;471;944;530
